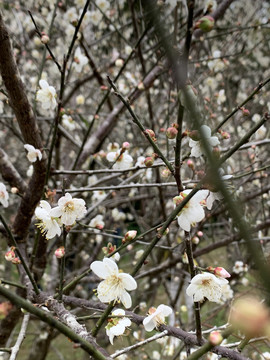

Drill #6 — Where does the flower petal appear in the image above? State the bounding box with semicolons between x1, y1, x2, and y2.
90;260;112;279
143;317;156;332
119;290;132;309
157;304;172;317
49;206;63;218
119;273;137;291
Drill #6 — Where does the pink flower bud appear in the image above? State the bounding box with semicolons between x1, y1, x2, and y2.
241;107;250;116
144;157;154;167
214;267;231;278
122;142;130;150
220;131;230;139
102;243;116;255
5;247;16;262
187;159;194;170
96;224;104;230
166;127;178;139
157;227;169;237
100;85;108;91
138;82;145;90
188;130;200;141
197;231;203;237
41;33;50;44
123;230;137;243
55;246;65;259
196;16;215;32
209;331;223;345
144;129;156;142
161;168;171;178
11;257;21;265
173;195;183;206
11;187;19;194
192;236;200;244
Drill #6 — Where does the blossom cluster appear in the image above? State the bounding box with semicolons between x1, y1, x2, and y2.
35;193;86;239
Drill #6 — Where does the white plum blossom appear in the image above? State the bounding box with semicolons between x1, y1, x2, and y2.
73;47;88;72
90;257;137;308
232;260;248;274
96;0;110;12
255;124;267;140
92;190;107;203
89;214;104;229
89;10;103;26
62;114;76;131
216;89;226;105
106;150;133;170
112;208;126;221
189;125;220;158
0;183;9;208
135;156;145;167
173;189;209;232
105;309;131;344
252;113;261;122
50;193;87;226
143;304;173;331
24;144;42;163
36;79;57;110
76;94;85;105
35;200;61;239
186;272;228;303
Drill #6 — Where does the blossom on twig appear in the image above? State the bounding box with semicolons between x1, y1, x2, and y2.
90;257;137;308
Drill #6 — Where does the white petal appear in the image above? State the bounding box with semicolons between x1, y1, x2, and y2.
191;143;202;158
90;260;112;279
110;322;126;336
50;206;63;218
39;79;49;89
120;290;132;309
157;304;172;317
193;190;209;203
177;213;191;232
102;257;119;274
24;144;35;152
143;317;156;332
112;309;125;316
186;205;205;223
61;212;76;226
39;200;51;212
106;152;117;162
58;193;72;206
119;273;137;291
97;281;114;303
35;207;49;220
209;136;220;146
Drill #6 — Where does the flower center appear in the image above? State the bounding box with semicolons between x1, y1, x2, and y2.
202;279;211;286
64;201;74;212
